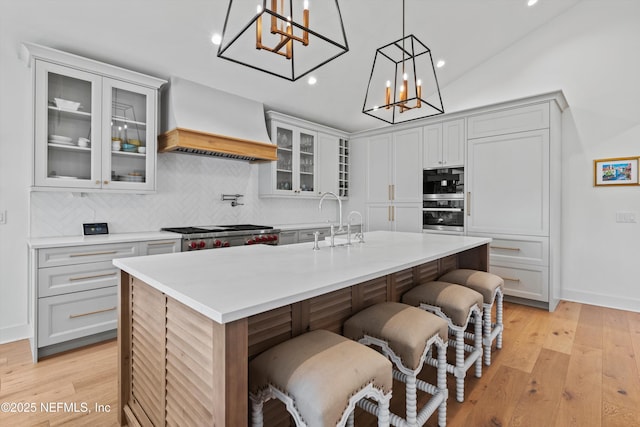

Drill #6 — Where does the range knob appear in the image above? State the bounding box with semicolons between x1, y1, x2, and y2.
222;241;230;247
246;238;256;245
213;239;222;248
256;235;265;243
199;241;206;249
271;235;278;242
189;241;198;250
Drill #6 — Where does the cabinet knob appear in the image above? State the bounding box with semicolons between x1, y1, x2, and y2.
103;180;109;185
95;180;101;185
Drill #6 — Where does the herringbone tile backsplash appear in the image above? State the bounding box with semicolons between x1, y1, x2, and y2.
30;153;335;237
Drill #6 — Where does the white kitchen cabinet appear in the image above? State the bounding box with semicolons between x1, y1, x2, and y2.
139;239;180;255
363;127;422;233
466;129;549;236
466;98;564;310
317;133;350;198
423;118;465;168
366;127;422;203
366;203;422;232
260;113;317;196
25;43;165;193
31;235;180;360
260;111;349;198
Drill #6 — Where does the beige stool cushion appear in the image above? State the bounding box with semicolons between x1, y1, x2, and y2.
343;302;448;371
250;329;392;426
402;281;483;327
342;302;448;370
439;269;504;304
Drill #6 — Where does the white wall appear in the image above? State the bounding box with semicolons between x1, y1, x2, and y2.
440;0;640;311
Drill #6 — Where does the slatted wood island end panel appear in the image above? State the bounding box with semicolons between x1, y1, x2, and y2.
115;231;489;426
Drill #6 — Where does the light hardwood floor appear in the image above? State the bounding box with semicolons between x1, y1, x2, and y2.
1;301;639;426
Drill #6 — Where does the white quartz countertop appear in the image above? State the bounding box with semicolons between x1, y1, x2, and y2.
28;231;182;249
113;231;491;324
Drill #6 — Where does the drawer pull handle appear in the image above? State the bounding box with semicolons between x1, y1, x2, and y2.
69;272;117;281
146;241;175;246
501;276;521;283
491;245;521;251
69;250;118;257
69;306;117;319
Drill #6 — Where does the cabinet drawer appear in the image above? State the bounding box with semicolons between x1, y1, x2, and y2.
38;261;119;298
468;234;548;266
140;239;180;255
298;228;330;243
38;242;139;267
467;103;549;139
489;263;548;302
278;230;299;245
38;286;118;347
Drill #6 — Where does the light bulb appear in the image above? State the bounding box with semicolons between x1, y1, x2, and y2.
527;0;538;6
257;4;262;13
436;59;445;68
386;80;391;88
403;73;408;80
308;76;317;85
417;79;422;86
211;33;222;45
304;0;309;10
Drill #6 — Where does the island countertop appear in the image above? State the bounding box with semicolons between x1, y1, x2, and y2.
113;231;491;324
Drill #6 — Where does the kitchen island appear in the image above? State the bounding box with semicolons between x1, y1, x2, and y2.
114;231;491;426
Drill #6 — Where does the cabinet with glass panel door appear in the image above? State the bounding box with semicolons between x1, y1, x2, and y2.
26;43;165;193
259;112;318;197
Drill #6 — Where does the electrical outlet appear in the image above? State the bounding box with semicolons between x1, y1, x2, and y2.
0;210;6;225
616;211;637;223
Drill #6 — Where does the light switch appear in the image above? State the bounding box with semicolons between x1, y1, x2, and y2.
616;211;637;223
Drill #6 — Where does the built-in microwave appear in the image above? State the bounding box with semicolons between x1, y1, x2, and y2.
423;168;464;233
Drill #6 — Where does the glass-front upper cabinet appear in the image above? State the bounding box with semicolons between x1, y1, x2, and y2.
27;43;164;193
262;119;317;196
34;62;102;190
102;78;155;191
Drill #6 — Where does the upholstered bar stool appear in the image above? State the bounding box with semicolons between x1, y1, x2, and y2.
438;269;504;366
249;329;393;427
343;302;449;427
402;282;483;403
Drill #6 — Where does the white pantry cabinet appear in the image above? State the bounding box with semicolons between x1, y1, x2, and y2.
466;97;564;310
364;127;422;232
24;43;165;193
260;111;349;198
423;118;465;169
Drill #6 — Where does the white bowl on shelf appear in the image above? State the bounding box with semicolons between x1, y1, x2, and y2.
54;98;81;111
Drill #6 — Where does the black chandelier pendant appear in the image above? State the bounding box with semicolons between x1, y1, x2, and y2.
362;0;444;124
217;0;349;81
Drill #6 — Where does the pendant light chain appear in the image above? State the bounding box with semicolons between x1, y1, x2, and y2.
402;0;406;75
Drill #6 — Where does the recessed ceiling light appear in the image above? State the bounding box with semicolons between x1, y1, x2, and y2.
527;0;538;6
211;33;222;45
307;76;317;85
436;59;446;68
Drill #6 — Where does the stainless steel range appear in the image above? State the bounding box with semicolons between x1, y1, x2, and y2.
162;224;280;251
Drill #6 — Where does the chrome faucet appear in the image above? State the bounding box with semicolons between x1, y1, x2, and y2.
347;210;365;243
319;191;344;232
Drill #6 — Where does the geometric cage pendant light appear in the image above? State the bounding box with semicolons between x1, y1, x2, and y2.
217;0;349;81
362;0;444;124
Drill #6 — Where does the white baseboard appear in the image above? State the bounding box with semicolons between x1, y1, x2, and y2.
0;323;32;345
560;288;640;313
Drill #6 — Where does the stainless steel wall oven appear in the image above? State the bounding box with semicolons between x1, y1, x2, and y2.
423;168;464;233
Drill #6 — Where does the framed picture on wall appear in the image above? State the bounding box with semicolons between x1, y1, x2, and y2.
593;157;639;186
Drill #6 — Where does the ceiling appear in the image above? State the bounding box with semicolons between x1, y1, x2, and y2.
6;0;583;133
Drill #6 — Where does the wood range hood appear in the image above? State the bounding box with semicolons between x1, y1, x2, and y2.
158;77;277;162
